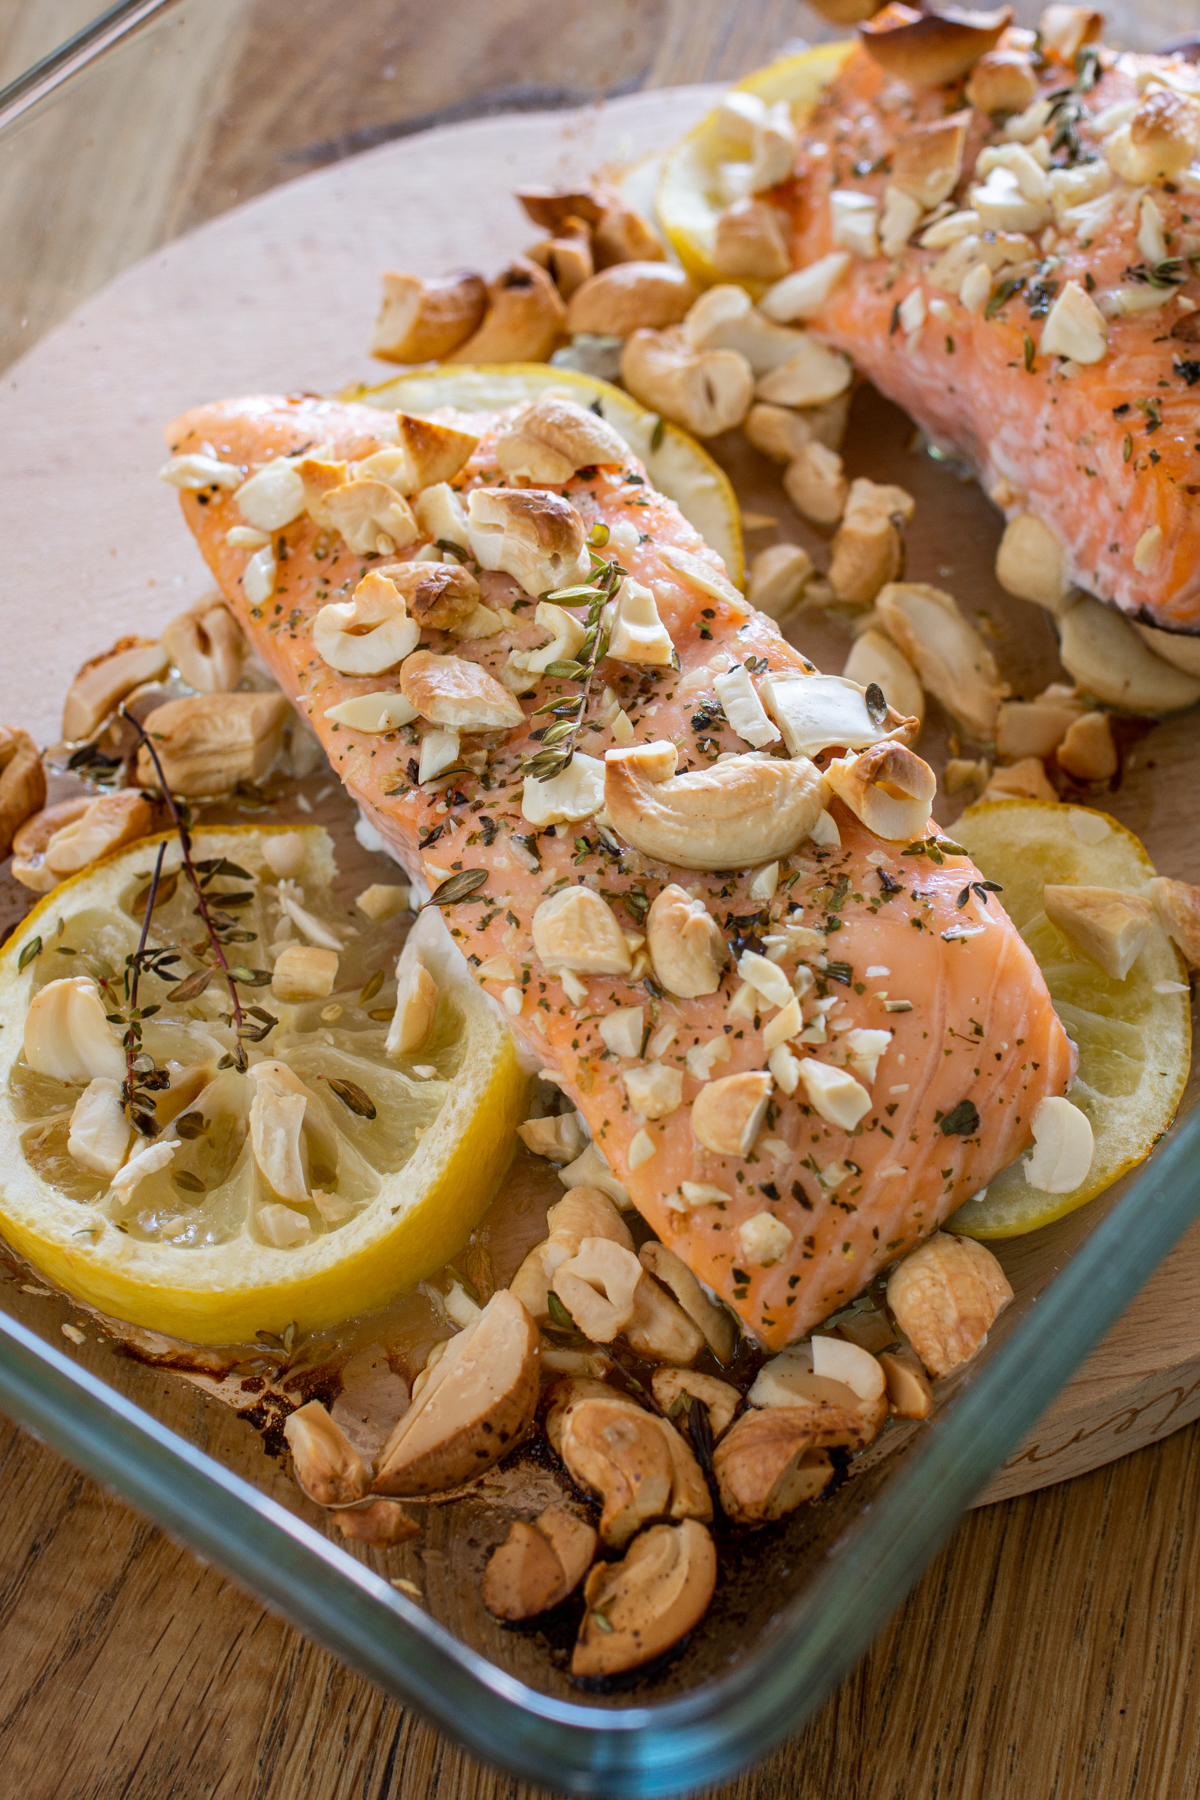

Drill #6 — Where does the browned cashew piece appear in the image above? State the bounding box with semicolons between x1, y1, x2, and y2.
332;1500;421;1546
446;258;567;364
1148;876;1200;969
713;198;792;282
495;392;628;487
624;1273;706;1366
965;46;1039;113
516;188;604;233
135;692;290;797
592;200;665;268
369;269;488;363
572;1520;717;1678
604;742;828;870
860;2;1013;87
620;327;753;438
567;263;696;337
713;1405;855;1524
283;1399;372;1506
11;796;90;890
41;789;162;882
527;215;594;299
652;1368;741;1440
0;727;47;861
878;1347;934;1419
552;1237;644;1342
544;1375;642;1458
399;650;525;734
382;561;481;631
561;1397;710;1546
373;1290;540;1495
886;1231;1012;1378
482;1505;598;1620
824;741;936;842
162;595;246;693
640;1241;738;1363
645;884;730;1000
62;637;171;742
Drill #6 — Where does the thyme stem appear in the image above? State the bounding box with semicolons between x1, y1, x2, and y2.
122;840;166;1119
121;709;248;1061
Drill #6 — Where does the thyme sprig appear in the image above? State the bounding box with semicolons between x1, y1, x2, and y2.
121;709;275;1072
521;551;626;783
112;841;181;1137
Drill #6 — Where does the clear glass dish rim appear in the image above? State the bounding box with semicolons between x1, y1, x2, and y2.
1;7;1198;1789
3;1104;1197;1797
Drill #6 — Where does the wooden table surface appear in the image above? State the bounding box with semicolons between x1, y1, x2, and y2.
4;0;1200;1795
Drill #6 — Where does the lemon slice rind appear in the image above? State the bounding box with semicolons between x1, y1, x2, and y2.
0;826;529;1343
948;800;1190;1239
345;362;744;586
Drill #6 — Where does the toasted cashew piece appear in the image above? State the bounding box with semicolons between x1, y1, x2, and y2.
446;257;567;363
860;5;1011;86
62;639;170;742
163;597;245;692
624;1273;706;1366
533;886;632;976
713;197;792;281
496;392;627;486
824;742;936;842
370;269;487;362
482;1508;597;1620
313;572;420;675
135;692;289;797
42;789;160;881
843;630;925;727
1043;884;1153;980
0;727;47;861
651;1368;741;1438
1148;876;1200;968
553;1238;644;1342
1059;599;1200;714
691;1070;773;1158
887;1231;1013;1379
640;1241;737;1363
399;650;524;733
284;1399;372;1506
560;1397;674;1546
713;1407;849;1525
646;885;729;999
876;581;1004;741
466;486;590;597
604;741;828;870
572;1520;716;1678
567;262;696;336
620;326;753;437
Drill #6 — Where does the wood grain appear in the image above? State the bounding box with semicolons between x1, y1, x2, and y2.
2;0;1200;1795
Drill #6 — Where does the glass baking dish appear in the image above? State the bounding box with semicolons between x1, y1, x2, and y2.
2;4;1199;1793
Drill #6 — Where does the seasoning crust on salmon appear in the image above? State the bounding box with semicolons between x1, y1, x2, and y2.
785;19;1200;633
165;390;1073;1348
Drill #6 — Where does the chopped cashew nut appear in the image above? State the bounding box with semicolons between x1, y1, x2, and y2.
323;692;418;733
783;443;849;524
757;339;853;409
355;883;413;922
691;1071;773;1157
747;542;814;617
163;599;245;692
466;486;590;596
272;944;339;1003
620;326;754;437
761;252;852;322
651;1367;741;1437
878;1348;934;1420
521;751;605;827
0;729;48;862
571;1520;716;1678
497;393;626;485
1039;280;1108;364
517;1113;587;1163
373;1290;540;1495
24;978;125;1085
567;262;696;336
605;741;829;870
760;672;906;760
1025;1095;1095;1193
712;1408;845;1525
533;887;632;976
982;757;1058;802
284;1400;372;1506
399;650;524;733
606;580;675;666
640;1242;738;1363
842;630;925;726
133;692;289;798
887;1231;1013;1379
386;959;439;1056
624;1062;683;1121
482;1508;598;1620
824;742;936;842
737;1211;794;1268
67;1078;132;1177
62;640;171;741
1058;600;1200;713
796;1058;872;1131
714;197;792;281
713;664;780;748
369;269;487;361
1148;877;1200;968
1043;885;1153;980
313;572;420;675
446;257;567;363
646;885;729;999
875;581;1004;740
553;1238;644;1342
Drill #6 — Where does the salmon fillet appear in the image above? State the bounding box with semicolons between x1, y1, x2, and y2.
166;392;1072;1347
790;33;1200;632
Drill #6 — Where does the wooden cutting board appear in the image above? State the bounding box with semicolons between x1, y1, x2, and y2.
0;83;1197;1506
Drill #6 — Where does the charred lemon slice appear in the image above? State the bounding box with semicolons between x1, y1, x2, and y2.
0;825;527;1343
347;362;744;585
656;42;853;291
950;801;1190;1238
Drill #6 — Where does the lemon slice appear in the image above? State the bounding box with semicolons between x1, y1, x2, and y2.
948;801;1190;1238
656;42;853;291
346;362;744;585
0;825;528;1343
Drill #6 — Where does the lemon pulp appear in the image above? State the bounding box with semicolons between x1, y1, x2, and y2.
0;826;528;1343
949;801;1190;1238
655;42;854;291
